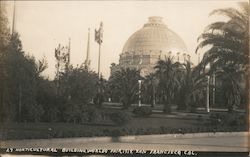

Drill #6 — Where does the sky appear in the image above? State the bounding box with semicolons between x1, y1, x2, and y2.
4;0;245;79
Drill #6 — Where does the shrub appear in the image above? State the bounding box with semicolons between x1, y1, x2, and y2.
132;106;152;117
110;111;132;126
209;113;223;126
119;128;130;136
227;113;246;128
209;112;247;131
163;105;172;114
111;129;121;137
81;105;106;123
237;114;247;126
197;115;203;123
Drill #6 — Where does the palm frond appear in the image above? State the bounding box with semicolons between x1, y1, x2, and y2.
204;21;226;32
210;8;244;21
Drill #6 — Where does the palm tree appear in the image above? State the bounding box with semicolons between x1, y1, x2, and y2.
197;2;249;70
177;61;207;112
154;57;182;113
142;73;158;107
196;2;249;112
215;65;243;112
108;68;140;109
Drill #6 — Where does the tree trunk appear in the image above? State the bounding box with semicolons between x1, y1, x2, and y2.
163;96;171;114
0;64;4;122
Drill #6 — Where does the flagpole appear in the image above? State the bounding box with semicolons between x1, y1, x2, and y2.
95;22;103;79
98;43;101;78
95;22;103;107
12;0;16;35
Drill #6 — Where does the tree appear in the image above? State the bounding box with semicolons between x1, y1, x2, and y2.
154;57;182;113
35;56;48;77
61;66;98;122
54;43;70;96
142;73;157;107
65;66;98;105
0;2;10;122
177;61;207;112
4;33;45;122
108;68;140;109
37;78;59;122
196;2;249;112
215;65;243;112
197;2;248;69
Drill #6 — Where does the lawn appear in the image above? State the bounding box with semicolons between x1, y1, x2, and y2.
0;104;247;140
0;115;199;140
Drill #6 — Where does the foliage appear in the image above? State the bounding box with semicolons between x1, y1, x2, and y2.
3;33;46;122
215;67;243;112
0;3;10;47
23;103;45;122
154;57;182;113
63;66;98;105
54;43;70;96
1;29;99;123
60;67;99;122
176;61;207;112
93;75;107;107
196;2;249;112
197;2;249;70
132;106;152;117
83;105;104;123
142;74;157;107
2;117;247;140
36;78;60;122
209;112;247;130
110;111;132;126
0;3;10;122
63;103;108;124
108;68;141;109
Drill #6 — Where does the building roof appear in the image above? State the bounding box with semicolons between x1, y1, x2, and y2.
122;16;188;56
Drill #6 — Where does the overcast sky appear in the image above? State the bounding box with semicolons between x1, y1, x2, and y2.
5;0;245;79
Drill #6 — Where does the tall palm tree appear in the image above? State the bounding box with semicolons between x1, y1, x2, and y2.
154;57;182;113
142;73;158;107
196;2;249;112
108;68;140;109
197;2;249;71
215;65;243;112
177;61;207;112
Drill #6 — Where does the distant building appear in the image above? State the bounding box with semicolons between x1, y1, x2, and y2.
111;16;189;77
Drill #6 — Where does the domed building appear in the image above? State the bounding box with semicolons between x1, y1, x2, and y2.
111;16;189;77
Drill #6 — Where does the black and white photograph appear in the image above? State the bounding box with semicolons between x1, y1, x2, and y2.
0;0;249;156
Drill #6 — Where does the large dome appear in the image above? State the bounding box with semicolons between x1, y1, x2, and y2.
111;16;189;77
122;16;188;56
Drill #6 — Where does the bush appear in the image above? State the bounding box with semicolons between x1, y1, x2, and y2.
163;105;172;114
110;111;132;126
86;106;103;123
196;115;204;123
111;129;121;137
226;113;246;128
132;106;152;117
209;113;224;126
209;112;247;131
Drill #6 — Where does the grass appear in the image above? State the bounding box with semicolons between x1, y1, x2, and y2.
1;114;202;140
0;104;247;140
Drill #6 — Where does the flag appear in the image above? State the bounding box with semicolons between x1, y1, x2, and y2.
95;22;103;45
